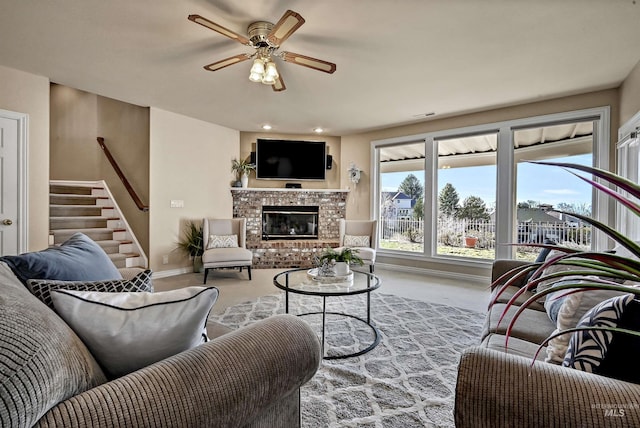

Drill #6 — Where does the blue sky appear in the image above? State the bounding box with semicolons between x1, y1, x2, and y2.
381;154;592;209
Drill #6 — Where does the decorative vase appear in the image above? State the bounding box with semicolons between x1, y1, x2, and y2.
193;255;204;273
464;236;478;248
241;173;249;188
334;261;350;276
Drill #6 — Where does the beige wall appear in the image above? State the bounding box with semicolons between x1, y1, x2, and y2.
150;108;239;273
97;96;150;255
50;84;150;254
342;89;620;278
0;65;50;251
240;132;341;189
620;59;640;126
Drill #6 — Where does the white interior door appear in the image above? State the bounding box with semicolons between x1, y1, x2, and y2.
0;112;25;255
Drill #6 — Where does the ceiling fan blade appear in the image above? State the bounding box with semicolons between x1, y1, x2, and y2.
267;10;305;46
272;74;286;92
188;14;251;46
281;52;336;74
204;53;252;72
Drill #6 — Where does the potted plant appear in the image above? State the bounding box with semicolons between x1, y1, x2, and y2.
493;161;640;360
177;220;204;273
464;230;478;248
231;158;256;188
318;247;364;275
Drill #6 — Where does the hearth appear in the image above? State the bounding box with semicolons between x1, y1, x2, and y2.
262;205;319;240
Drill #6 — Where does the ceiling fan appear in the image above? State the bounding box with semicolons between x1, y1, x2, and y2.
188;10;336;92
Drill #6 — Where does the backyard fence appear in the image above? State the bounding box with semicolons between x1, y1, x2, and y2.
379;217;591;251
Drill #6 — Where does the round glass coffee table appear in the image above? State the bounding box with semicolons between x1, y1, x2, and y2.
273;268;381;360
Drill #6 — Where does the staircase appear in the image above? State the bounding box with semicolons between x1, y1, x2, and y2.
49;182;147;269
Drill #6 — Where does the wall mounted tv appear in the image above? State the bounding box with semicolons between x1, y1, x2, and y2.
256;139;326;181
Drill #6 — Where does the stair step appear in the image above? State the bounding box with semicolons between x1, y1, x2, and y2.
50;194;107;206
50;205;103;217
51;228;116;244
108;252;140;269
95;239;134;254
50;216;110;230
50;185;103;196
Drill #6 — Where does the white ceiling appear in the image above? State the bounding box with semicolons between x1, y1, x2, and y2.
1;1;639;136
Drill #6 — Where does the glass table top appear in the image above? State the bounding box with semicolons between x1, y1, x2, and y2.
273;268;381;296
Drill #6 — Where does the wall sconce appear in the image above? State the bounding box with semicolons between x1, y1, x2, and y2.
348;162;361;184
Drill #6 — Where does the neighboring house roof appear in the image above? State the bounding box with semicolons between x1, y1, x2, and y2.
489;208;567;223
516;208;566;223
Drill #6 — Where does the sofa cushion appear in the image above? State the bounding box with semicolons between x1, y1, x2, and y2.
480;333;546;361
597;298;640;383
27;269;153;309
0;232;121;285
487;303;554;344
202;247;253;264
51;286;219;379
0;262;107;427
544;281;628;364
563;294;634;374
491;285;545;312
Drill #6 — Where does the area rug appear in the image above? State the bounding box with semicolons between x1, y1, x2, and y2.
211;292;485;427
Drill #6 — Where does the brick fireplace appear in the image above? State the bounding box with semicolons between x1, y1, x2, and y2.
231;188;349;268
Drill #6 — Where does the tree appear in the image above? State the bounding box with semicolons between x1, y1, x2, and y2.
413;196;424;220
517;200;541;209
557;202;592;217
398;174;424;201
439;183;459;217
457;195;490;221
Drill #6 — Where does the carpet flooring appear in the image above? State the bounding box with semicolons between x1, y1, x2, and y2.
210;291;485;427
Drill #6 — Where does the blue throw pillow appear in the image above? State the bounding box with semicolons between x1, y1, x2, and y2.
0;233;122;285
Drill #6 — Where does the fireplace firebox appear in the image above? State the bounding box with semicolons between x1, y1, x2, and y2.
262;205;319;240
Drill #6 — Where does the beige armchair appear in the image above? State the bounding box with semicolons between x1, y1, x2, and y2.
335;219;378;272
202;218;253;283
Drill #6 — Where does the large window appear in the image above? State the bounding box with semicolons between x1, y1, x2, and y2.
372;107;610;265
378;142;425;253
436;133;497;260
513;122;594;261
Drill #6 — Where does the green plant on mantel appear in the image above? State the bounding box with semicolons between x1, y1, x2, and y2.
319;247;364;266
491;161;640;358
231;157;256;180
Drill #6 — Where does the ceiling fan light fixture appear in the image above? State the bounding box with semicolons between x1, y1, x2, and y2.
250;58;265;74
264;61;279;78
261;61;278;84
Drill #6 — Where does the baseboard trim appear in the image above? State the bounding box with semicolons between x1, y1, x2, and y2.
375;262;489;285
152;262;488;284
152;267;194;279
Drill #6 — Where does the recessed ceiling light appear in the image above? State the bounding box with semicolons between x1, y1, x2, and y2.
262;124;272;130
313;127;324;133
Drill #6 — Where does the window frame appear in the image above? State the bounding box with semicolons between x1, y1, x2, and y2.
370;106;611;265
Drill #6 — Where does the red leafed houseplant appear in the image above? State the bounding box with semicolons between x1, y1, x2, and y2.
491;161;640;362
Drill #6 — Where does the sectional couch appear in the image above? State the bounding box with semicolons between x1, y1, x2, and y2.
0;234;321;427
455;259;640;427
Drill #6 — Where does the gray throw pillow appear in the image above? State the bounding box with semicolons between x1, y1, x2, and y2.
51;286;219;379
27;269;153;309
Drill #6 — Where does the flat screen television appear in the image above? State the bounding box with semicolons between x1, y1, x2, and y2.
256;139;326;180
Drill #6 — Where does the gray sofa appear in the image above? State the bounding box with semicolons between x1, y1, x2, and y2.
455;260;640;427
1;262;321;427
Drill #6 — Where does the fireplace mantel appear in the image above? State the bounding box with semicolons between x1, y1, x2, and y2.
231;188;348;268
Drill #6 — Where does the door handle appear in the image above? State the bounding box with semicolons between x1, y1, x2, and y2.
2;219;12;226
